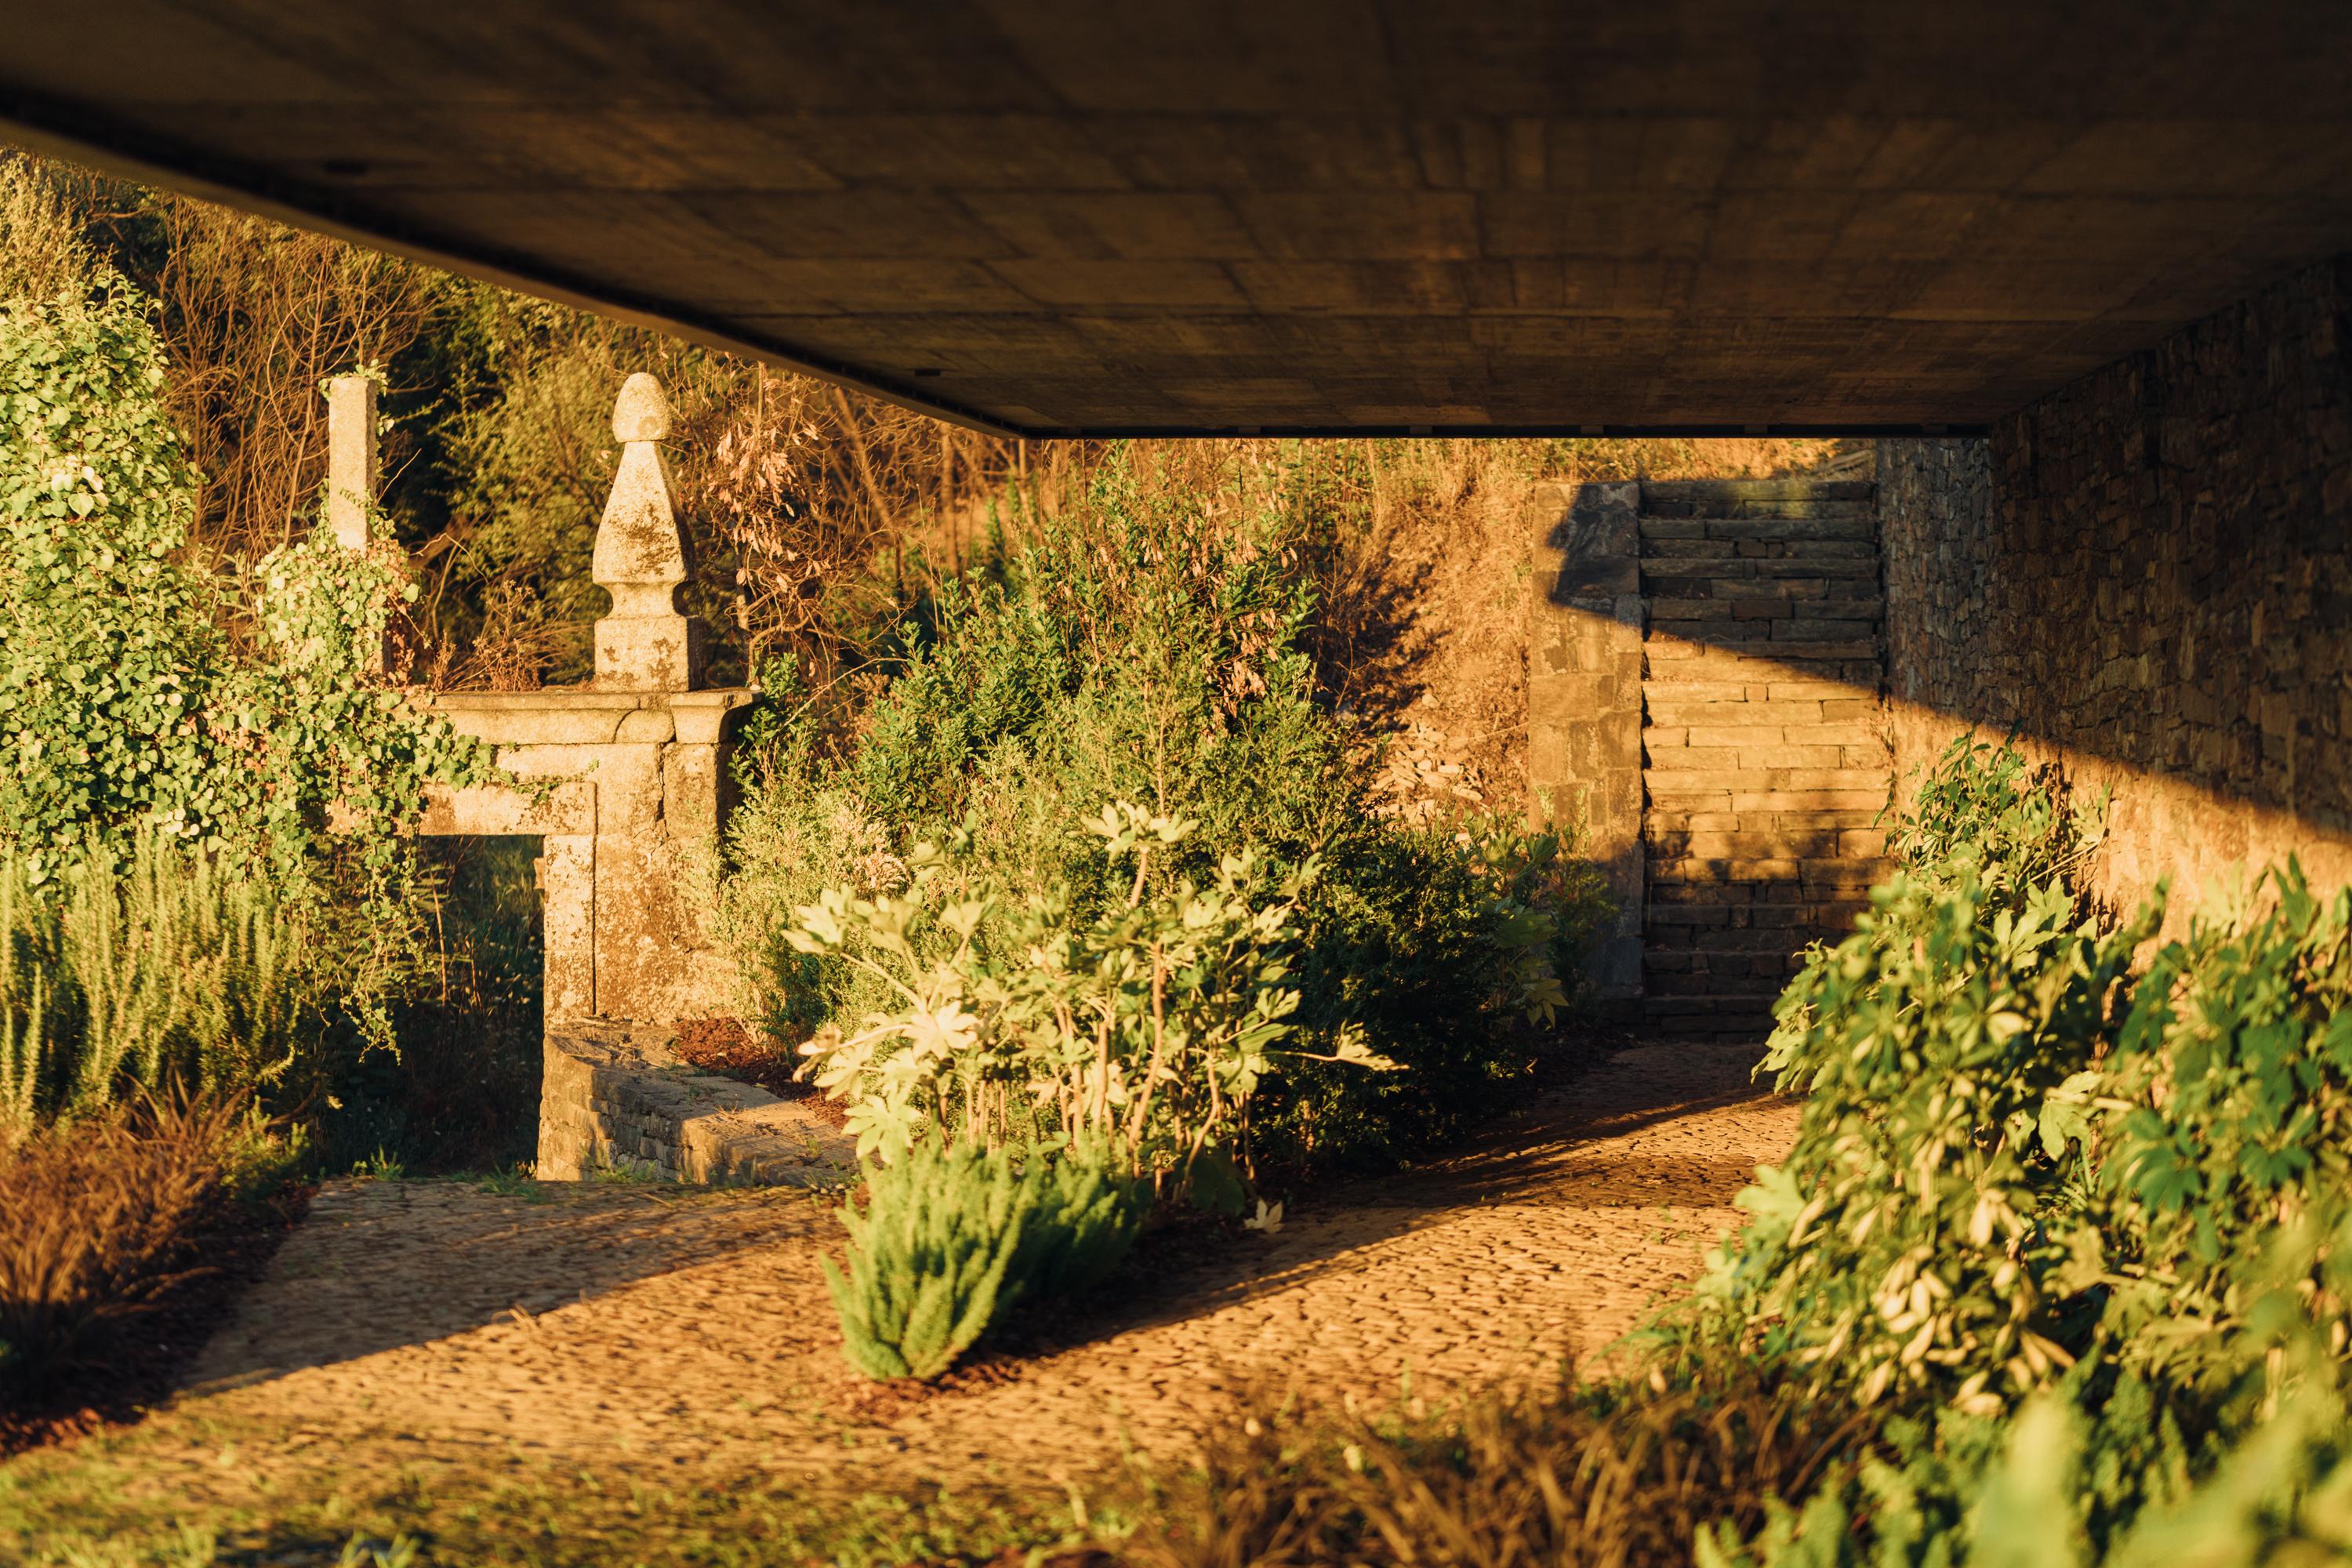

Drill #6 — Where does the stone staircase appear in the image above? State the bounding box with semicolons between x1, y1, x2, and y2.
1636;480;1893;1039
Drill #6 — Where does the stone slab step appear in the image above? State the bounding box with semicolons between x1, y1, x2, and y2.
1644;637;1884;663
1646;564;1882;587
1640;479;1875;502
1641;538;1881;562
1641;517;1875;542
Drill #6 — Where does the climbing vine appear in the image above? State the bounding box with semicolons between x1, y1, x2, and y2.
0;268;499;1035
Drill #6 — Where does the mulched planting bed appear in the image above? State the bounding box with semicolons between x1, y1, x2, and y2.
674;1016;849;1128
0;1181;312;1459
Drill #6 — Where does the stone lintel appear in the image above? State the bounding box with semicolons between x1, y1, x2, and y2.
421;685;752;1025
421;778;594;837
429;687;750;748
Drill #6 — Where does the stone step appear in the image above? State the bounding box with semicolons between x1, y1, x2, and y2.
1642;924;1834;954
1643;696;1880;725
1646;790;1892;818
1640;503;1875;525
1642;762;1891;788
1646;828;1888;858
1650;854;1894;884
1641;517;1876;543
1640;993;1784;1030
1643;574;1883;603
1646;663;1886;691
1641;537;1881;562
1656;594;1891;620
1642;478;1875;500
1656;564;1872;587
1644;636;1884;662
1644;725;1886;753
1648;807;1884;832
1639;478;1874;506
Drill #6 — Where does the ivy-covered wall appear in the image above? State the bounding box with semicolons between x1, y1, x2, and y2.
1881;257;2352;920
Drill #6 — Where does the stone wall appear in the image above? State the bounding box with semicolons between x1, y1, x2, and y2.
1639;480;1891;1037
537;1024;857;1186
1526;481;1644;1006
1881;256;2352;920
1527;477;1895;1036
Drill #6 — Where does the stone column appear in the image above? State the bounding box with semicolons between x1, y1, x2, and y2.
324;373;376;550
1526;481;1644;1007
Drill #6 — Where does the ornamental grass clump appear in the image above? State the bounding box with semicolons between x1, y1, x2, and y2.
0;1094;245;1395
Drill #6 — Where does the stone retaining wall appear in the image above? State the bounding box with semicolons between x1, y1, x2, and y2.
1639;480;1892;1037
1881;256;2352;921
536;1024;858;1187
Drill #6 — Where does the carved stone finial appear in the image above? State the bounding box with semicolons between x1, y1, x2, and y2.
612;371;670;444
591;373;703;691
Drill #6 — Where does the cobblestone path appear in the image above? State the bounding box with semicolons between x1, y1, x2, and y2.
33;1040;1795;1508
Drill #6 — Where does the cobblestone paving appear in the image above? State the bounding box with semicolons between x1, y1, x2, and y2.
51;1041;1795;1505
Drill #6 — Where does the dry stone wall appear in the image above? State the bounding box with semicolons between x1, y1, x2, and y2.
1881;256;2352;920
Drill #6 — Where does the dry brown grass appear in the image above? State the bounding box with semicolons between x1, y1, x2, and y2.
0;1098;241;1399
1128;1371;1875;1568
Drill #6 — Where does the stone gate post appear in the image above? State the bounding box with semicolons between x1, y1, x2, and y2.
419;374;750;1025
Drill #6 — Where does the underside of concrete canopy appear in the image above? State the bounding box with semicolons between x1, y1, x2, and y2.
5;3;2351;436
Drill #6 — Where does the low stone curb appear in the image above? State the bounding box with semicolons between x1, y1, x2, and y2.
536;1022;859;1188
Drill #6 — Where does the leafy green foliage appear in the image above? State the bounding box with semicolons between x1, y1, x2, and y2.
0;279;217;869
1014;1132;1149;1299
1676;739;2352;1566
728;450;1610;1175
1881;732;2107;908
0;245;503;1120
2086;867;2352;1393
792;805;1394;1178
1708;873;2151;1413
825;1138;1034;1381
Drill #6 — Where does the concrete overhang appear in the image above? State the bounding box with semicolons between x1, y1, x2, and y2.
5;2;2350;437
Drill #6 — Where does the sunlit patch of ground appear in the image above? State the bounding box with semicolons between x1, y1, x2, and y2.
0;1043;1795;1565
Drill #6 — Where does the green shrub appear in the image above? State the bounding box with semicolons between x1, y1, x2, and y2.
1679;741;2352;1565
824;1136;1145;1381
2089;865;2352;1392
1882;732;2107;906
727;450;1609;1174
0;278;218;867
1704;871;2152;1413
825;1138;1036;1381
0;834;332;1131
1014;1134;1149;1299
791;804;1397;1181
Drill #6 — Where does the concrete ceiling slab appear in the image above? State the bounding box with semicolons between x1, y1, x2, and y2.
3;2;2350;436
